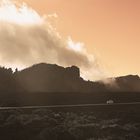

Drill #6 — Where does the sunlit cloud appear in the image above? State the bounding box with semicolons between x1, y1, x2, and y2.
0;0;107;80
0;0;43;25
67;37;84;52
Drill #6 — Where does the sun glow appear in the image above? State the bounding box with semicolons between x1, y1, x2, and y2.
0;0;43;25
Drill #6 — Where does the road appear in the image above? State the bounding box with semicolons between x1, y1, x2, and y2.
0;102;140;110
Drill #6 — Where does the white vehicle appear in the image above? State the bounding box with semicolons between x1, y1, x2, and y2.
106;100;114;104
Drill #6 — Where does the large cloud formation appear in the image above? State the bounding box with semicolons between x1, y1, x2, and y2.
0;0;107;80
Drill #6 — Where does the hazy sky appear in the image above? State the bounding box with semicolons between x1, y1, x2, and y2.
19;0;140;77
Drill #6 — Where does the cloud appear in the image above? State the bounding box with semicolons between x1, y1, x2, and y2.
0;0;107;80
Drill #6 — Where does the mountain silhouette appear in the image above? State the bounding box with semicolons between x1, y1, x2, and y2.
0;63;139;93
14;63;105;93
13;63;140;93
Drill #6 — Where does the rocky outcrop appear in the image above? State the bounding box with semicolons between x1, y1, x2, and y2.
15;63;82;92
66;66;80;79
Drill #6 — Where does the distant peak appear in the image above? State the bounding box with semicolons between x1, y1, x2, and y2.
116;74;140;80
28;63;80;71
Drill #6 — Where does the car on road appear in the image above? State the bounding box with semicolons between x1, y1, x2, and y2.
106;100;114;104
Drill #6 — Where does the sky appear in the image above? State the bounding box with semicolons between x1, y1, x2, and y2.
0;0;139;80
19;0;140;77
